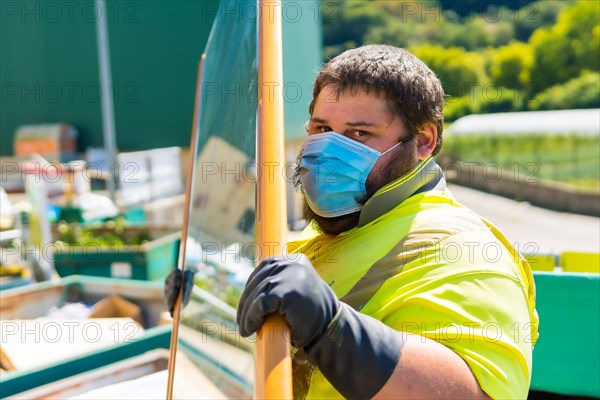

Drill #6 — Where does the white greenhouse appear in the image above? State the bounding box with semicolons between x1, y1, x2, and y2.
447;109;600;136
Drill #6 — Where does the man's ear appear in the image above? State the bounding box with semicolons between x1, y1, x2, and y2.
416;123;437;160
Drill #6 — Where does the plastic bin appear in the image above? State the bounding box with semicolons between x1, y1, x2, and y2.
53;227;180;281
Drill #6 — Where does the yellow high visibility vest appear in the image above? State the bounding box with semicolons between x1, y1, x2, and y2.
288;159;538;399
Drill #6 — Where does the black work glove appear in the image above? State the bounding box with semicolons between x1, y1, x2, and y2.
164;268;196;317
237;255;403;399
237;254;338;348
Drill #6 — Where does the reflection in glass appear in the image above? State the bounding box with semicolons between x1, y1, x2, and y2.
172;0;258;398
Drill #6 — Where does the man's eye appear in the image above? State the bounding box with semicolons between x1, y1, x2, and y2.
316;126;332;133
351;130;369;138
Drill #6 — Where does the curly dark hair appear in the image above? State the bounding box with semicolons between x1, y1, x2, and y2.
309;45;445;156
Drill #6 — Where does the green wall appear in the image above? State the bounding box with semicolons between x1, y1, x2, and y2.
282;0;323;140
1;0;322;155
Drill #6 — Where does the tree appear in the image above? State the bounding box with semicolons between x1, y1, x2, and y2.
439;0;535;16
488;41;533;90
513;0;572;42
529;1;600;93
364;19;415;49
444;95;481;121
408;45;483;98
322;1;387;49
530;71;600;110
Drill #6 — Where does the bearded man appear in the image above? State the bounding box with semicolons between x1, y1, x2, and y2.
168;45;538;400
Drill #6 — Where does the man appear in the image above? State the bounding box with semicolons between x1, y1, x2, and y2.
166;45;538;399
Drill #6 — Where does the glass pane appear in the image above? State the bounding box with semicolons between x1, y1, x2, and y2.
173;0;257;398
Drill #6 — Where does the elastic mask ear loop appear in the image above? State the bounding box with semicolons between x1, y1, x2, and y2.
379;139;405;157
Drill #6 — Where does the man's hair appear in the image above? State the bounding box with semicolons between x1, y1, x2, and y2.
309;45;445;156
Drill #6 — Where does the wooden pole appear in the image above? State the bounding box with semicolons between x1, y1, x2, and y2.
166;54;206;400
255;1;293;398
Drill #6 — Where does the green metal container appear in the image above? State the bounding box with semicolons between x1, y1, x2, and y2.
53;228;180;281
531;271;600;397
6;346;250;400
0;275;171;397
0;326;172;399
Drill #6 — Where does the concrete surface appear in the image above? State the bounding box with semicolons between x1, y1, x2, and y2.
448;184;600;254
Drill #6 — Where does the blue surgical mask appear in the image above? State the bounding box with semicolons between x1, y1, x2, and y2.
299;132;402;218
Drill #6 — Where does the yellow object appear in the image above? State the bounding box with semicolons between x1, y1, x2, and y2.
289;170;538;399
254;0;292;398
0;264;30;279
560;251;600;273
0;216;14;230
525;254;556;272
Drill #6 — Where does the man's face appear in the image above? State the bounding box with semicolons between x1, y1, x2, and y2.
294;85;419;235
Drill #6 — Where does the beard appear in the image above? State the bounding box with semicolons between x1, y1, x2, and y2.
293;140;418;236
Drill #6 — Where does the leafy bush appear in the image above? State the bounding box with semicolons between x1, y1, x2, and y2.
529;0;600;93
530;71;600;110
408;45;483;98
488;41;533;90
444;96;480;122
479;87;520;113
514;1;571;42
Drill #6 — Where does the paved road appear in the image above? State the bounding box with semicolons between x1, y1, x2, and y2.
447;184;600;254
